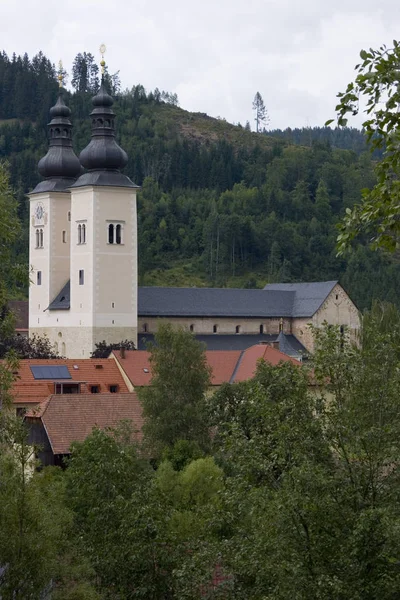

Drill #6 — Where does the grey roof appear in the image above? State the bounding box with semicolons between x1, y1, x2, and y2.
31;177;78;195
70;170;139;189
48;280;70;310
277;331;306;359
47;280;338;319
264;281;338;317
138;287;295;318
137;332;308;355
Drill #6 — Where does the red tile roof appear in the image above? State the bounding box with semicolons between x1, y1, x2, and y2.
11;359;129;405
113;351;152;387
233;344;300;383
205;351;241;385
28;393;143;454
113;345;298;387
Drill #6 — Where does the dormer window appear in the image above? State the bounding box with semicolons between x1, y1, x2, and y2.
107;221;124;245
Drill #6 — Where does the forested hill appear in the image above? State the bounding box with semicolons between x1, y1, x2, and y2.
265;127;368;155
1;50;400;311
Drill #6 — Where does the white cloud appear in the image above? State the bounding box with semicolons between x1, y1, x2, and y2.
1;0;400;128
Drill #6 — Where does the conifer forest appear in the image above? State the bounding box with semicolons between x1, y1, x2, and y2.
0;49;399;311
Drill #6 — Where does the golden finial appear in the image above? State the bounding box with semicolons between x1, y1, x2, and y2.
57;60;64;88
99;43;106;75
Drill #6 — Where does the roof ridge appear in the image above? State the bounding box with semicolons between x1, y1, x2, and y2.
229;350;245;383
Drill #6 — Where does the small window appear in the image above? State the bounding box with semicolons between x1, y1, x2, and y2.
82;223;86;243
62;230;66;243
68;211;71;222
260;324;264;334
62;342;66;356
236;325;240;334
190;324;194;332
78;224;82;244
143;323;148;333
109;385;118;393
336;294;339;300
55;382;79;394
39;229;44;248
79;270;84;285
116;224;122;244
16;407;26;418
37;271;42;285
35;229;40;248
112;302;115;308
91;385;99;394
108;223;114;244
213;324;218;334
108;222;124;244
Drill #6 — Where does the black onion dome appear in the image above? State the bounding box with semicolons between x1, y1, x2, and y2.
72;81;137;189
31;92;81;194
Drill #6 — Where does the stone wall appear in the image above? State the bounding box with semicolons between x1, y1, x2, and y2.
137;316;292;336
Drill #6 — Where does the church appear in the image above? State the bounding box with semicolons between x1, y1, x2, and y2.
28;76;360;359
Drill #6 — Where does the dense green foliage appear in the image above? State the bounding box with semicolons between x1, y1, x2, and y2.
140;323;211;456
329;42;400;253
3;310;400;597
2;49;400;310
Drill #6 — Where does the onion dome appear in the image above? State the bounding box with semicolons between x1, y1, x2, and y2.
72;81;137;189
31;93;81;194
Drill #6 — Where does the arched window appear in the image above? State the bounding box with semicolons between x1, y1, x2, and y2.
213;324;218;334
260;324;264;334
82;223;86;243
108;223;114;244
35;229;40;248
78;224;82;244
190;324;194;332
236;325;241;334
116;224;122;244
62;230;66;243
39;229;44;248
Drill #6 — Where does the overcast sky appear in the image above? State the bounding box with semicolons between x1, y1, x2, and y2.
1;0;400;129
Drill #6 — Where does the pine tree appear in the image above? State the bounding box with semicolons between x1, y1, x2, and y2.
252;91;269;133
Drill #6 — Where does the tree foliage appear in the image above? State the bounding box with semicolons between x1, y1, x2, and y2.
90;338;136;358
139;323;211;456
328;41;400;253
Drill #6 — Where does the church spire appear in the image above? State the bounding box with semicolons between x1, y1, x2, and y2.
72;46;136;189
31;61;81;194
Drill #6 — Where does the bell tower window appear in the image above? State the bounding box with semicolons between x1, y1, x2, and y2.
77;221;87;244
108;223;114;244
116;224;122;244
107;221;124;244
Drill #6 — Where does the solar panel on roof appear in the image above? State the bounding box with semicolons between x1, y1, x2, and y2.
30;365;72;380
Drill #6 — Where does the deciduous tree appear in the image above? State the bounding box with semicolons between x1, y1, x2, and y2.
140;323;211;456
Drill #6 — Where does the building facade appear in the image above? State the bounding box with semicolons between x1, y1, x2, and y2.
29;82;138;358
28;83;359;359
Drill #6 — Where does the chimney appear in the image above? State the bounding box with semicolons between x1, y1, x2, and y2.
270;341;280;350
120;347;126;359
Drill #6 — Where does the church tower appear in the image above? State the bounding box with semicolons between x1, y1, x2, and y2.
29;81;81;352
29;62;139;358
67;80;139;357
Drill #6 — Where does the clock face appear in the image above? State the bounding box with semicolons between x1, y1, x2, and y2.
35;204;44;220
